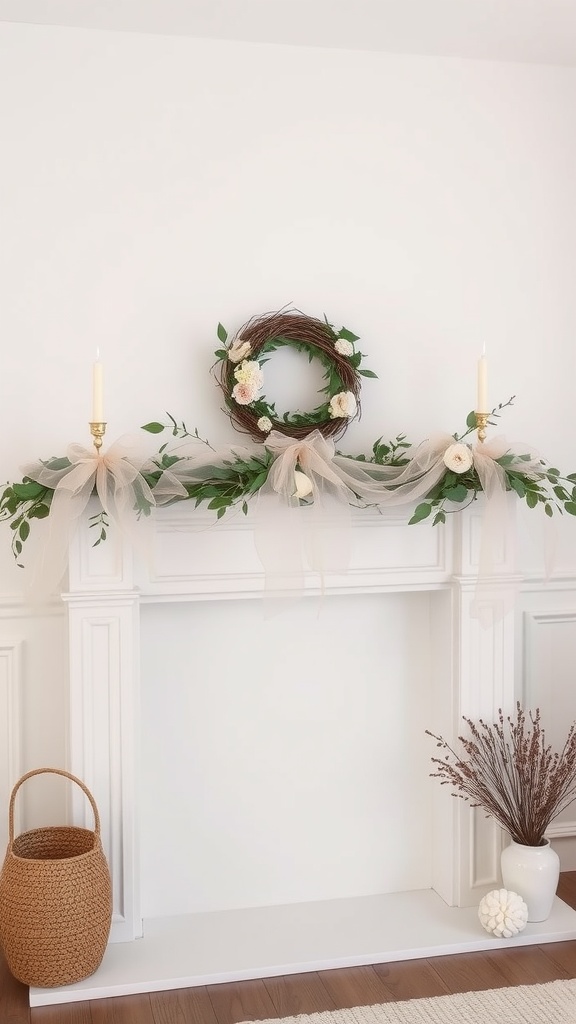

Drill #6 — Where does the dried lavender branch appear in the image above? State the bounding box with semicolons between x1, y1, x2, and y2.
427;703;576;846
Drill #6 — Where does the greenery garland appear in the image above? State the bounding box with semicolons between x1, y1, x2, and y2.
2;397;576;568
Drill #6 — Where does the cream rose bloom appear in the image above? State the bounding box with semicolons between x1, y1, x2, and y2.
443;442;473;474
257;416;273;433
334;338;354;357
293;470;314;499
234;360;263;391
232;381;257;405
329;391;357;419
227;339;252;363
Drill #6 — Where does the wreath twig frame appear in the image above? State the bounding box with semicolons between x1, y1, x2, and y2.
214;309;373;442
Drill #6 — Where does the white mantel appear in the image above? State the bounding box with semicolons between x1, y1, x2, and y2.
31;500;576;1005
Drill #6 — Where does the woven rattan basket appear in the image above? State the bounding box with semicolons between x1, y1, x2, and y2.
0;767;112;987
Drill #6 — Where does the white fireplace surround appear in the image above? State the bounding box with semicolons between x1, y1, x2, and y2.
32;499;576;1005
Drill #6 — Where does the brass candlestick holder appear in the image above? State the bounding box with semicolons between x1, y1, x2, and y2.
475;411;489;444
89;421;107;452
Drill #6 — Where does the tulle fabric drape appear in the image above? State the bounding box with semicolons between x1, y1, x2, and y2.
23;428;544;618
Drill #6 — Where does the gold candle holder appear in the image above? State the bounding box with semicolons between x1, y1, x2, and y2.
475;411;489;444
89;421;107;452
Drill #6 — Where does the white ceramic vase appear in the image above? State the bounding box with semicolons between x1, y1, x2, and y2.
500;839;560;922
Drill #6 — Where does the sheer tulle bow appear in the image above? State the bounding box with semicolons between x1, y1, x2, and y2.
253;431;354;593
23;438;156;594
253;430;452;592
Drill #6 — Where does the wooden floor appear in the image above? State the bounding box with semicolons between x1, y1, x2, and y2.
3;874;576;1023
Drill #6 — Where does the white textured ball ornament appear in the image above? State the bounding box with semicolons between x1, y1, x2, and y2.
478;888;529;938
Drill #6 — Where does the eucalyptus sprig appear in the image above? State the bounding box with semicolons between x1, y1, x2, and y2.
457;396;517;441
142;413;215;449
0;470;59;566
346;433;412;468
141;416;273;520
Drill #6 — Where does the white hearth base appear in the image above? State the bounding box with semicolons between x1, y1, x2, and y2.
30;890;576;1006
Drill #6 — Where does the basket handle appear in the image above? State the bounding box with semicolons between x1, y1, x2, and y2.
8;767;101;845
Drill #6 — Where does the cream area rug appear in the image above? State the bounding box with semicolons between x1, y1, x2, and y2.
239;979;576;1023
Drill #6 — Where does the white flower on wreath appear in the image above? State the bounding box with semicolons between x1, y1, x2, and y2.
443;442;473;474
232;381;258;405
257;416;273;433
293;470;314;500
234;359;263;391
227;339;252;363
329;391;357;419
334;338;354;357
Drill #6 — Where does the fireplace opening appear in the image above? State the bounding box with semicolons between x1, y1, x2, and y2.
139;591;435;919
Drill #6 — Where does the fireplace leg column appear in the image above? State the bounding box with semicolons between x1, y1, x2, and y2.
63;507;142;942
432;502;518;908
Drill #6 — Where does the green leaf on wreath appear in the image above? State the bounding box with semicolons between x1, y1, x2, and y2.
409;502;432;525
359;369;378;378
217;323;228;343
19;521;30;542
141;422;165;434
565;502;576;516
339;328;360;343
526;492;539;509
466;411;477;429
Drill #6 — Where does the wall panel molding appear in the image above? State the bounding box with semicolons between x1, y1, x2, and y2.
0;641;23;849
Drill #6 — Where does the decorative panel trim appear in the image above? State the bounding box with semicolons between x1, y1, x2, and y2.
65;595;141;942
0;641;23;846
546;821;576;840
522;609;576;708
525;611;576;625
0;596;64;618
468;808;503;890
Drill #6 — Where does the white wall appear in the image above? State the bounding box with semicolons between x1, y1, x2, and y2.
1;21;575;873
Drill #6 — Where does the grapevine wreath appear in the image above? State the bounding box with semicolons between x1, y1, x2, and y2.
213;309;376;441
